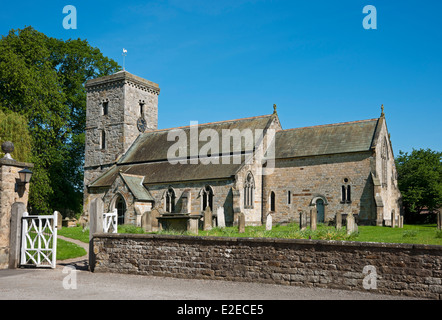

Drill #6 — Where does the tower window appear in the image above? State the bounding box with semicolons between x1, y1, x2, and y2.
287;190;291;205
102;101;108;116
101;130;106;149
139;101;145;116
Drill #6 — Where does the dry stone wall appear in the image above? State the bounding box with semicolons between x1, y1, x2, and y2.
92;233;442;299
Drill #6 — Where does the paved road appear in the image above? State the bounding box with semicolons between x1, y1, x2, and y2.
0;266;417;300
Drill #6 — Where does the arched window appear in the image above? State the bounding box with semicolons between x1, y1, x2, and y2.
244;172;255;209
164;187;176;213
341;178;351;203
201;185;214;211
270;191;276;212
116;195;126;225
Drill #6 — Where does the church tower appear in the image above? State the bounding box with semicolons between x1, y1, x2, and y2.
83;71;160;193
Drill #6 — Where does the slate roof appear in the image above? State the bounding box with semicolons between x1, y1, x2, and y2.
120;173;154;201
119;114;275;164
88;114;275;188
273;118;380;159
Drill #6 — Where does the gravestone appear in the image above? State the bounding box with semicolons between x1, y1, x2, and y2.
141;211;152;232
391;209;396;228
150;207;161;231
310;208;317;231
266;213;272;231
238;212;245;233
203;206;212;231
438;211;441;230
56;211;63;230
216;207;225;228
346;213;357;235
299;211;307;231
336;212;342;231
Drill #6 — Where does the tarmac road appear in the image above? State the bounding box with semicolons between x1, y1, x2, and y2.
0;266;417;301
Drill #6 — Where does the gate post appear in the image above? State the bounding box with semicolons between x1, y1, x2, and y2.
8;202;26;269
89;197;103;272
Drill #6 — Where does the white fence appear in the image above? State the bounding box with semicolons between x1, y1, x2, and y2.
103;209;118;234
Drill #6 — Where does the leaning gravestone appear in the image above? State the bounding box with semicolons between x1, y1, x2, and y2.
203;206;212;231
266;213;272;231
346;213;357;235
238;212;246;233
216;207;225;228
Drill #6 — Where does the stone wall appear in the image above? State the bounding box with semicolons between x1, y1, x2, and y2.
0;158;33;269
92;233;442;299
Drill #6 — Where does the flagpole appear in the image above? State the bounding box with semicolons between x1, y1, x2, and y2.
122;48;127;71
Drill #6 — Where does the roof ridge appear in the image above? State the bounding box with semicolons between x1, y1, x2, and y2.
151;114;273;133
280;118;379;132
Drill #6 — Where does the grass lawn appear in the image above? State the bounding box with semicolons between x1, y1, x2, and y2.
56;226;89;261
56;238;87;260
57;223;442;250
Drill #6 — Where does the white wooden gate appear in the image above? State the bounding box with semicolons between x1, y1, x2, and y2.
103;209;118;233
20;212;58;268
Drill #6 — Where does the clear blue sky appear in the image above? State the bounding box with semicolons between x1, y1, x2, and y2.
1;0;441;156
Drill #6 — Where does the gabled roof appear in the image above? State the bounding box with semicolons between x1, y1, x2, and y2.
273;118;380;159
120;173;154;201
119;114;275;164
88;114;276;188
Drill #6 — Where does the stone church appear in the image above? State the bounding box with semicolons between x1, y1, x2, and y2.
83;70;402;229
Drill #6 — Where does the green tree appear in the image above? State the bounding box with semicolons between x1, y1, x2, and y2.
0;109;32;162
396;148;442;220
0;27;121;215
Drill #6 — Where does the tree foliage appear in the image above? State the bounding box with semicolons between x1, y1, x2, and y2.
0;109;32;162
0;27;121;215
396;148;442;217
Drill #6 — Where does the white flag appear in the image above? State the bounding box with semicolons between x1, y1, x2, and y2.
123;48;127;54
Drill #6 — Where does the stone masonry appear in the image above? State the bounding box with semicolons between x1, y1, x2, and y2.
0;151;33;269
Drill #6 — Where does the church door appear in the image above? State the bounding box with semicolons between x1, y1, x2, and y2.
316;199;324;223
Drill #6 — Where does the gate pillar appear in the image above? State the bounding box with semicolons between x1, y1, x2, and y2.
0;141;33;269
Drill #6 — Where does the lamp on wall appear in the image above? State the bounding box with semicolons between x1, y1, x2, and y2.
18;168;33;184
15;168;32;197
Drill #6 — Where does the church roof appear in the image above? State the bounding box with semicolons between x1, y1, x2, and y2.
118;114;275;164
88;114;275;188
273;118;380;159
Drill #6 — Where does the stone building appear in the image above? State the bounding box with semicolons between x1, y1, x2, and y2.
83;71;401;228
